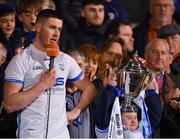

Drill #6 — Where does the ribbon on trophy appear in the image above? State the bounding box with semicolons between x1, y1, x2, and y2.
107;87;124;139
133;92;152;139
141;98;152;139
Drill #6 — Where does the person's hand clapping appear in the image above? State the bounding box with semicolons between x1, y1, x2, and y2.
169;98;180;110
165;88;180;102
169;89;180;109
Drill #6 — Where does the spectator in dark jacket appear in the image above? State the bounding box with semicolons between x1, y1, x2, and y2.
157;24;180;138
0;4;25;138
54;0;128;30
158;24;180;76
93;37;127;137
145;38;180;138
61;0;111;52
133;0;176;58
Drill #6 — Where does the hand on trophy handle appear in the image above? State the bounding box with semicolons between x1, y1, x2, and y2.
143;73;156;90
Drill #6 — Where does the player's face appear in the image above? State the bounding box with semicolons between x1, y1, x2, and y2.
0;13;15;38
38;17;63;46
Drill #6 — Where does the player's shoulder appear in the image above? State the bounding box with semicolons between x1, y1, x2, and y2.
58;51;75;61
15;45;32;59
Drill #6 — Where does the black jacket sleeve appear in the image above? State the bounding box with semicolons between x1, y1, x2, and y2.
145;89;162;137
93;79;116;129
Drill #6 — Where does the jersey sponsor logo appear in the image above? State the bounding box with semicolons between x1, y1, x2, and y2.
56;77;64;86
44;87;64;94
33;65;43;70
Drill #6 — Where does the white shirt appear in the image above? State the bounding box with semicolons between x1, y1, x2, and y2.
5;45;83;138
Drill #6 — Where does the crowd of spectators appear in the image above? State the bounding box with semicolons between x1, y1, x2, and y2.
0;0;179;138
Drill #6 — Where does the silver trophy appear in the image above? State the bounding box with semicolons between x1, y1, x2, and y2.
116;53;152;99
112;53;152;137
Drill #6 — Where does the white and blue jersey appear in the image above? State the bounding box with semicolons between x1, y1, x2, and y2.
5;44;83;138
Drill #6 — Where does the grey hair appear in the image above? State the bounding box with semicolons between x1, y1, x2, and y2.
68;49;85;61
150;0;175;7
145;38;170;54
149;0;175;14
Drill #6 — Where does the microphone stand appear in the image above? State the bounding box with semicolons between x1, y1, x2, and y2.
45;57;55;138
45;88;51;138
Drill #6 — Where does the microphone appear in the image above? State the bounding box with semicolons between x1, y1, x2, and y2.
45;43;59;138
45;43;59;70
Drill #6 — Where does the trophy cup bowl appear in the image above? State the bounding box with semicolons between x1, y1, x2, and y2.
115;54;152;98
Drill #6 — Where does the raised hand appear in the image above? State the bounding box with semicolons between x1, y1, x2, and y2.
169;96;180;110
103;64;117;87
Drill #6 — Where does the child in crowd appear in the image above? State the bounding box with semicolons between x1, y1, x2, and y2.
66;50;95;138
78;44;101;81
0;3;22;63
0;4;24;137
0;4;15;39
16;0;42;47
121;99;144;139
0;5;20;137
